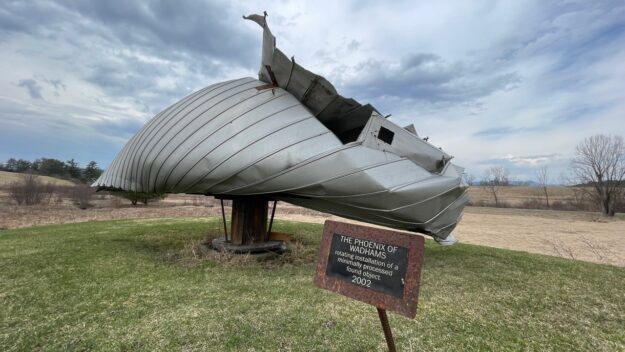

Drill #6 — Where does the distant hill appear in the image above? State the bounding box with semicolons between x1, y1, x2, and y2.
0;171;77;187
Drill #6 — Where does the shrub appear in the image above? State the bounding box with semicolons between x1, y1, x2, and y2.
550;201;573;211
8;174;55;205
108;194;123;208
70;184;95;209
519;198;549;210
112;191;166;206
472;200;510;208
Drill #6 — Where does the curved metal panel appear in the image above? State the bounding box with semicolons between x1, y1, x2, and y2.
93;16;469;242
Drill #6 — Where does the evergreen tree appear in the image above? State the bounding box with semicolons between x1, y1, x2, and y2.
38;158;67;177
31;159;41;172
83;161;102;183
15;159;32;172
5;158;18;172
65;159;82;179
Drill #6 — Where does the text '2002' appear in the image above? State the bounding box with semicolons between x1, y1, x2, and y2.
325;233;408;298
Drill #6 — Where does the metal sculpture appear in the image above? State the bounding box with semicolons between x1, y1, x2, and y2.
93;14;468;245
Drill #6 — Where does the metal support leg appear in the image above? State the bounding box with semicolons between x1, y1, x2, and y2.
220;199;228;242
377;308;396;352
265;200;277;241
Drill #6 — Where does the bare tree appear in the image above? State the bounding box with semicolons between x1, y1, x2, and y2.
537;166;550;208
570;134;625;216
463;173;476;186
482;166;509;207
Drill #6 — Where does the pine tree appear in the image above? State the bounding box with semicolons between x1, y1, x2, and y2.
5;158;18;172
83;161;103;183
65;159;82;179
16;159;32;172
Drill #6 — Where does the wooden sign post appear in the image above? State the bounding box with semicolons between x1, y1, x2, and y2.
314;220;425;351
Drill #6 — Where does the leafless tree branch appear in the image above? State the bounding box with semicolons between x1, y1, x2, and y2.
570;134;625;216
482;166;509;207
537;166;550;208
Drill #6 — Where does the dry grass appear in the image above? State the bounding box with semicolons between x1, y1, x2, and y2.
468;185;574;206
178;238;256;267
454;207;625;267
271;206;625;267
0;204;221;229
0;170;76;186
1;191;623;267
138;221;319;269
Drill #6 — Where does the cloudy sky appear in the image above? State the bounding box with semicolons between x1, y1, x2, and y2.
1;0;624;182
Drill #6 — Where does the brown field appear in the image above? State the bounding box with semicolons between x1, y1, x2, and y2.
0;170;76;186
0;175;623;267
1;195;623;267
276;204;625;267
0;193;221;229
468;185;577;206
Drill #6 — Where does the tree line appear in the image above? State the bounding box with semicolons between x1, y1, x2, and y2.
0;157;103;183
1;157;168;208
475;134;625;216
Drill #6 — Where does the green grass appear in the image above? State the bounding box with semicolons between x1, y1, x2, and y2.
1;218;624;351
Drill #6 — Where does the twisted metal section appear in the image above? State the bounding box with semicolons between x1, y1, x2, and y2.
93;16;468;242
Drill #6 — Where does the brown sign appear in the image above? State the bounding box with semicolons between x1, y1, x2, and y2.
314;220;425;318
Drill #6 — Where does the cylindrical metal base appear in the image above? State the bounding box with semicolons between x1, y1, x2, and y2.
229;197;268;245
213;196;285;254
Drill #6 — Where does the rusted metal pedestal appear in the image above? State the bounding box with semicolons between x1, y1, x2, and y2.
211;196;285;254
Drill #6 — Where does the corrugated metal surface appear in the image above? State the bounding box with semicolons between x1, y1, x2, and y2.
244;13;381;144
93;15;468;242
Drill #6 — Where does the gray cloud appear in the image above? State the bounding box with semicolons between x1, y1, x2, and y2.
0;1;257;64
90;118;145;141
341;53;520;106
56;0;258;67
0;1;58;35
85;56;176;108
30;75;66;98
347;40;360;51
1;0;624;183
0;0;264;118
473;126;543;138
35;75;66;91
16;79;44;99
0;94;142;149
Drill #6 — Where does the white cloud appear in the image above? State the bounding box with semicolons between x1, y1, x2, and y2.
0;0;624;181
501;154;562;166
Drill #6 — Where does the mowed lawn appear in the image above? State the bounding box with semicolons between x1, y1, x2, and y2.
1;219;624;351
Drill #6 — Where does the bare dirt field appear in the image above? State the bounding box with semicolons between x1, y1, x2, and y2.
1;193;623;267
468;185;573;206
454;207;625;266
276;204;625;267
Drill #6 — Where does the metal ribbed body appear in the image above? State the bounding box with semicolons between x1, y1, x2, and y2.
94;15;469;241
